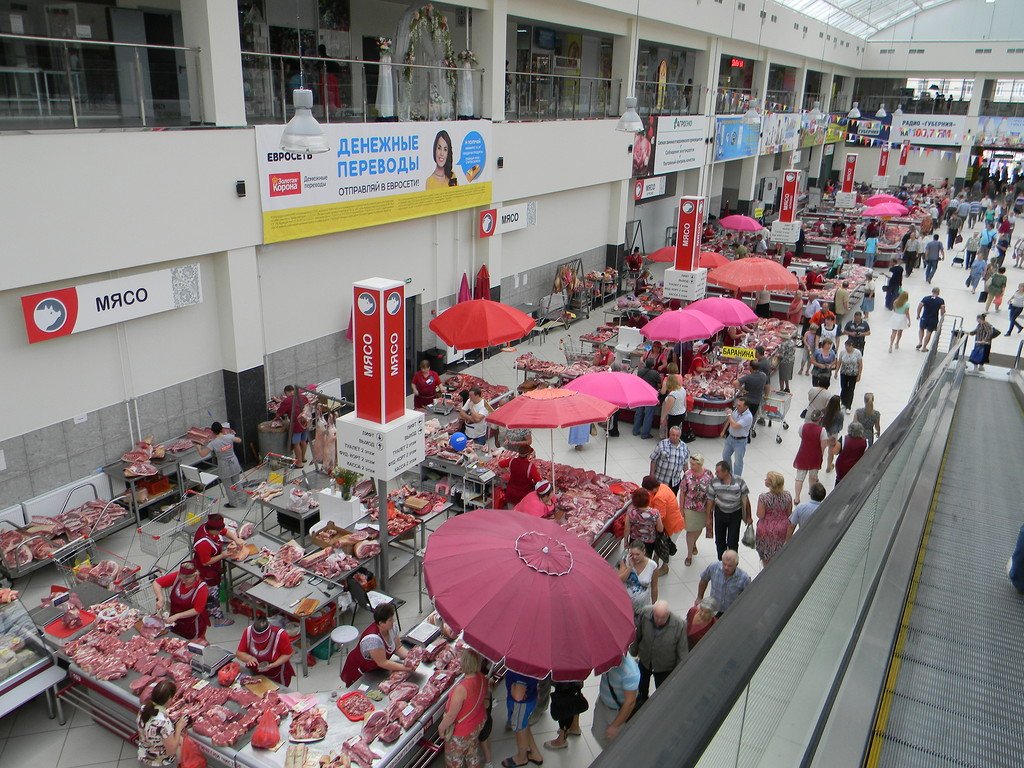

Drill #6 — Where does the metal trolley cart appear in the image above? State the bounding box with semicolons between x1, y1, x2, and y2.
237;452;310;496
54;539;142;592
134;490;216;571
762;390;794;444
560;335;593;365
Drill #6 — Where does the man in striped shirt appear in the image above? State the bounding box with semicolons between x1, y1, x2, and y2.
705;460;751;559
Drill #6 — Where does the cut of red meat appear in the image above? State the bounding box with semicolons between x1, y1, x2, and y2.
385;682;419;702
361;710;388;742
397;703;425;730
411;683;439;708
342;737;381;768
378;721;402;744
238;522;255;539
377;671;409;694
289;708;328;740
130;674;155;695
403;646;425;669
213;722;247;747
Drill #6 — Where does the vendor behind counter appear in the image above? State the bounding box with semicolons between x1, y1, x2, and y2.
341;603;411;686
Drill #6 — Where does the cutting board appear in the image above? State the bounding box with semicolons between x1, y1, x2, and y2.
44;611;96;639
227;543;259;561
243;675;280;696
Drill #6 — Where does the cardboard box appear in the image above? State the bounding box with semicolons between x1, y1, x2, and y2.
310;521;352;551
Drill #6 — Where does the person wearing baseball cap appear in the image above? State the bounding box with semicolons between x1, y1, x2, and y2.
192;512;243;627
152;561;210;643
514;480;561;521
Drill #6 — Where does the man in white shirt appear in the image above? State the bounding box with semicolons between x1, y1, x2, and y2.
720;398;754;476
456;387;489;445
787;482;827;539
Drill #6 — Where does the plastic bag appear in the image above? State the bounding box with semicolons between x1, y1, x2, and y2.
250;709;281;750
217;661;240;687
180;734;207;768
741;523;756;549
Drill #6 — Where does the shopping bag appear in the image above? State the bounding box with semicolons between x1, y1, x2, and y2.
969;346;986;365
979;291;988;303
741;523;756;549
654;532;677;561
180;735;207;768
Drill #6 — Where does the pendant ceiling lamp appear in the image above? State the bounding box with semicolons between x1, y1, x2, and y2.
616;0;644;133
876;103;887;118
809;100;823;122
280;1;330;153
848;101;861;119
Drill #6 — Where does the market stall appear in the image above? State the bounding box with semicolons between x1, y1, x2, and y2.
0;590;65;721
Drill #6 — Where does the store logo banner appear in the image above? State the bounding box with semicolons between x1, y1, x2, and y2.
20;265;202;345
877;147;890;178
899;142;910;166
353;278;406;425
674;197;705;272
255;121;493;244
889;115;966;147
842;154;858;193
779;171;801;223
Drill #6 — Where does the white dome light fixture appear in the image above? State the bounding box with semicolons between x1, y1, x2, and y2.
744;98;762;125
809;100;823;122
893;104;904;116
848;102;861;119
876;103;887;118
280;89;331;153
616;96;644;133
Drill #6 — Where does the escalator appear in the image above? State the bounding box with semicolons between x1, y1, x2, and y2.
591;340;1024;768
865;375;1024;768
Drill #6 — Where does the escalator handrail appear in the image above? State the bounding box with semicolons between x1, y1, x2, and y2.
591;335;968;768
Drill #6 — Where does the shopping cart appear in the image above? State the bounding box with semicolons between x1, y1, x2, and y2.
120;569;162;617
54;539;142;592
236;452;310;497
135;490;216;571
761;390;793;444
560;336;592;365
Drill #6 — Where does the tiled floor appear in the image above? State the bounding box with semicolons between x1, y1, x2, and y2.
0;213;1012;767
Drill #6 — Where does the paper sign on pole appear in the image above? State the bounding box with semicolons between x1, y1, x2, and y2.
674;197;705;272
352;278;406;425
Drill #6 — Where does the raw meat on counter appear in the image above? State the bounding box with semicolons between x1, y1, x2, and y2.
361;710;389;742
513;352;609;381
377;671;410;694
125;462;158;477
289;708;329;740
403;646;425;669
385;682;420;702
165;438;195;453
186;426;215;444
440;374;508;404
250;482;285;502
238;522;255;539
342;737;383;768
0;588;19;604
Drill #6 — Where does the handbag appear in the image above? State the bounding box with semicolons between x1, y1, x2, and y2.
979;291;988;303
741;523;756;549
445;676;486;741
654;531;677;561
969;345;986;365
799;408;808;419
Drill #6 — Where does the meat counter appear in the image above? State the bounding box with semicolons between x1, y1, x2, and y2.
0;595;65;720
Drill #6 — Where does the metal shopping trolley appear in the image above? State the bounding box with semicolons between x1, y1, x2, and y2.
237;452;310;496
54;539;142;592
762;390;793;444
135;490;216;571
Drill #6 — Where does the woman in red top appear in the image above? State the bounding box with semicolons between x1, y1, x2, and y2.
499;446;542;508
835;422;868;483
793;415;828;504
592;343;615;367
687;344;711;375
643;341;668;373
438;648;489;767
686;597;718;648
235;615;295;686
192;513;242;626
153;562;209;642
341;603;410;686
412;359;440;409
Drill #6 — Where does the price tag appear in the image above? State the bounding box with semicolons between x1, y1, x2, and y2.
402;704;415;717
357;684;369;692
192;679;209;690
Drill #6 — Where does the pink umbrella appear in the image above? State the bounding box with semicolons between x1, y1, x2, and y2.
486;387;616;429
424;510;635;681
641;308;725;343
646;246;676;264
566;372;660;473
719;214;763;232
686;296;759;326
861;202;909;217
457;273;472;303
865;193;901;206
699;251;730;269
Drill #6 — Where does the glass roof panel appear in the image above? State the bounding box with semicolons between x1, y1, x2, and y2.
772;0;956;39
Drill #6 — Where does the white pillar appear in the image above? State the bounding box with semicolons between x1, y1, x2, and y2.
612;17;640;113
215;247;264;372
475;0;507;122
181;0;246;126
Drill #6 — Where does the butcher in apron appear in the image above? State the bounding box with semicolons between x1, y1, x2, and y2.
341;603;411;686
152;562;209;642
195;422;248;508
235;615;295;686
192;513;242;627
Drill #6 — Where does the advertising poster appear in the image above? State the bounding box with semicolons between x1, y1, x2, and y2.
824;116;848;144
714;116;761;162
800;113;827;148
845;115;890;146
976;116;1024;148
889;114;966;147
652;115;709;174
255;121;493;243
760;113;801;154
632;113;658;178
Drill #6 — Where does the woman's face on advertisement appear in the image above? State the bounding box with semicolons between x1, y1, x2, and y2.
435;137;449;166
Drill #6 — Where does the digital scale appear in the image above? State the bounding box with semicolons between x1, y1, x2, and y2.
402;620;441;647
187;642;234;678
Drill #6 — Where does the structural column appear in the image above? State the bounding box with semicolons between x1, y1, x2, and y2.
181;0;246;126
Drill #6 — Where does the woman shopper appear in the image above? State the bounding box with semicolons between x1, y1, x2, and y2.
793;411;828;504
861;279;875;320
685;597;718;649
888;291;911;353
854;393;882;447
835;422;869;483
438;649;488;768
660;374;688;436
1007;284;1024;335
985;266;1008;313
619;539;659;617
811;338;838;384
837;339;863;413
623;488;663;558
821;395;845;473
543;681;588;752
884;263;904;310
681;454;713;566
777;334;796;393
502;671;542;768
137;679;186;767
968;313;999;372
799;324;819;376
755;471;793;567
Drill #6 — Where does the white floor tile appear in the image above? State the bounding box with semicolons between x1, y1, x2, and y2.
57;723;125;767
1;728;67;766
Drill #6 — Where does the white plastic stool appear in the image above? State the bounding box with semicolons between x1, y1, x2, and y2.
330;624;360;667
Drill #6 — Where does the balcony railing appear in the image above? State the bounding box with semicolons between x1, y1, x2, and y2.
634;80;702;116
854;94;970;115
980;100;1024;118
716;86;753;114
765;89;794;112
0;32;201;129
504;70;620;121
242;52;485;124
802;92;823;111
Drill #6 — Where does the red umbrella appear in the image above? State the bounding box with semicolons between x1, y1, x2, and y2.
486;387;616;429
424;510;635;680
719;214;763;232
686;296;759;326
474;265;491;300
646;246;676;264
457;273;472;303
699;251;730;269
640;308;725;342
429;299;536;350
707;257;799;292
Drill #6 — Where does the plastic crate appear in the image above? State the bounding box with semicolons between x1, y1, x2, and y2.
304;603;336;638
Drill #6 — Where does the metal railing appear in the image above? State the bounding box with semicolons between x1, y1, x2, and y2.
764;89;794;112
980;99;1024;118
592;333;969;768
0;32;202;128
802;91;823;111
853;93;970;115
634;80;701;116
504;70;620;121
715;86;753;114
241;51;485;124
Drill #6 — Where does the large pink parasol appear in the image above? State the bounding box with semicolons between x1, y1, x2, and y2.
564;371;659;409
485;387;616;429
719;214;763;232
865;193;901;206
424;510;635;680
641;308;725;343
707;257;799;292
861;202;909;217
686;296;759;326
